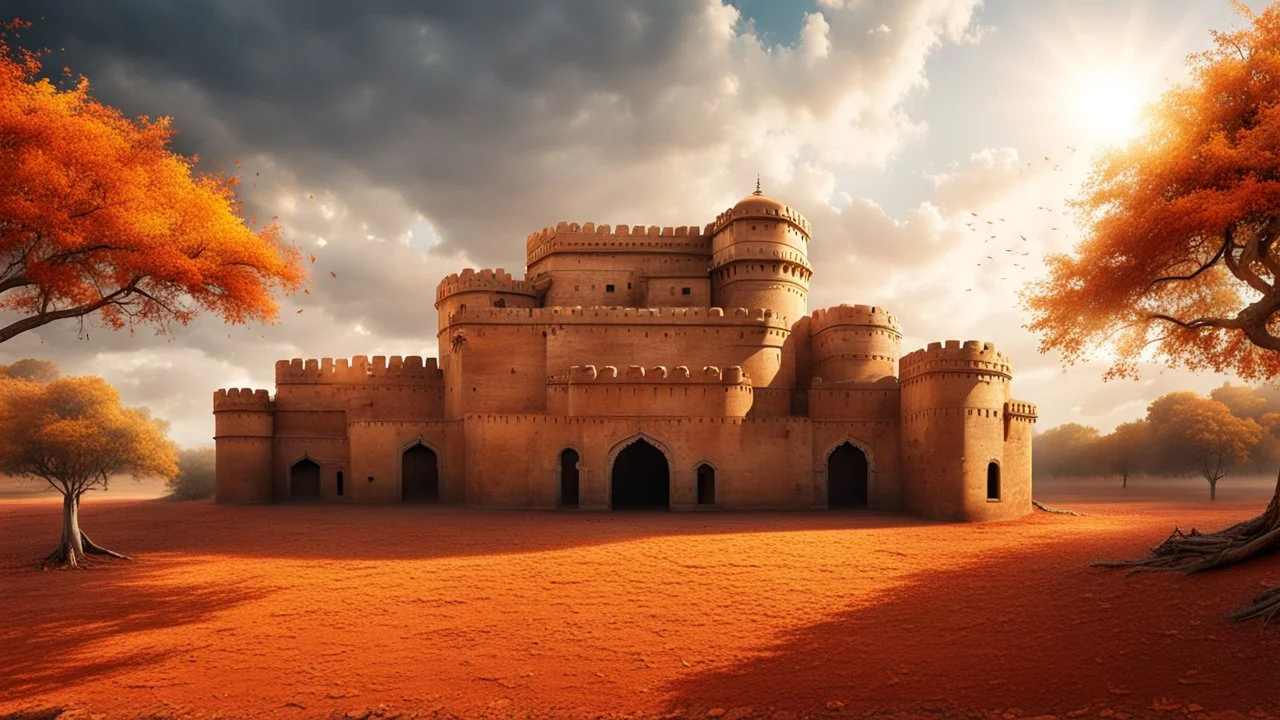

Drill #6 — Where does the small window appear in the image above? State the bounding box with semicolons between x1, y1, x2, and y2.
336;471;344;496
987;462;1001;501
669;286;675;295
367;475;375;483
681;287;691;296
574;285;580;292
605;284;615;293
627;282;632;289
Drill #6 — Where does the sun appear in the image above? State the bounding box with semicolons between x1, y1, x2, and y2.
1067;70;1147;147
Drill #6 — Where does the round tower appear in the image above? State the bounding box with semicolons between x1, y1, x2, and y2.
213;388;275;503
709;183;812;325
898;340;1029;522
434;268;538;329
809;304;902;384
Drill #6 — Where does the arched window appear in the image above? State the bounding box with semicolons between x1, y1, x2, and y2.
987;462;1001;501
696;464;716;506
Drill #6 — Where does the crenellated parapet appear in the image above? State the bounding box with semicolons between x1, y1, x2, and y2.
899;340;1012;382
213;387;273;412
1004;401;1038;419
525;221;712;265
435;268;536;304
445;305;789;328
562;364;750;385
810;304;902;335
548;364;753;418
275;356;445;386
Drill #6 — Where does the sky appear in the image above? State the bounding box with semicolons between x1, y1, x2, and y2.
1;0;1275;449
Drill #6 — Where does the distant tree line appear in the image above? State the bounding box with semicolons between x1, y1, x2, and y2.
1035;383;1280;500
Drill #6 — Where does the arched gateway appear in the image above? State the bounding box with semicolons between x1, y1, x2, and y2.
290;458;321;500
610;438;670;510
401;444;439;503
827;442;869;507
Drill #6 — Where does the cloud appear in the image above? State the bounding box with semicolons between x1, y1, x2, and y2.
2;0;1007;447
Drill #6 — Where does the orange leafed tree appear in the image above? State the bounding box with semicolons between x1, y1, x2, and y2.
1023;4;1280;623
0;374;179;568
0;21;305;343
1145;392;1263;501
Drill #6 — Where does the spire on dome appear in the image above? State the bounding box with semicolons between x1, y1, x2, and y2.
753;175;762;196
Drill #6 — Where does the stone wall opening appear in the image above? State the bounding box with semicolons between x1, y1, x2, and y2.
827;442;868;507
560;448;580;508
987;461;1001;501
611;439;669;510
290;458;321;500
336;470;344;496
402;444;440;503
696;464;716;506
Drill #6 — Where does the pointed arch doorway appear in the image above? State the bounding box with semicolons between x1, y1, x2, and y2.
401;443;439;503
610;438;670;510
827;442;869;507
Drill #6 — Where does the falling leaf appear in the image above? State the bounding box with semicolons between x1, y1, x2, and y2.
309;254;316;264
330;271;337;278
296;308;304;314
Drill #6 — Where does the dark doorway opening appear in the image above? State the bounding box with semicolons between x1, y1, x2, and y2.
336;470;344;496
828;442;869;507
290;458;321;500
987;462;1001;500
560;449;580;508
696;464;716;506
611;439;669;510
402;444;440;503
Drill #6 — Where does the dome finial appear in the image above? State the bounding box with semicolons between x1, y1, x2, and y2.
753;174;762;196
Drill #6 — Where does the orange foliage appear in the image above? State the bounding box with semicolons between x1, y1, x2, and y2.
0;22;305;343
0;374;178;495
1024;5;1280;379
1146;392;1264;487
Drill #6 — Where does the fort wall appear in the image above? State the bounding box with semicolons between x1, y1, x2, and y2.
346;420;461;503
460;415;817;510
547;364;753;418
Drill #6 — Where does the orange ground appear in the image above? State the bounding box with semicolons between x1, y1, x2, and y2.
2;485;1279;720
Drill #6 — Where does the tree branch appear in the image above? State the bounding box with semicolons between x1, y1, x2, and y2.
1151;232;1230;286
0;278;142;343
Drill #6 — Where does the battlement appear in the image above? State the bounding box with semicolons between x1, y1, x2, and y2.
435;267;536;303
525;221;712;259
899;340;1012;380
213;387;273;412
446;305;789;328
1004;400;1038;418
712;204;811;236
274;355;444;385
561;364;750;385
810;304;902;334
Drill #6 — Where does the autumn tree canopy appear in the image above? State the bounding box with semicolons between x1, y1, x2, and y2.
1146;392;1264;500
0;21;305;344
0;373;178;567
1024;5;1280;380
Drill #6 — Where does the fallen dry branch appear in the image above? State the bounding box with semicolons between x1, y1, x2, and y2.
1032;499;1084;516
1094;479;1280;623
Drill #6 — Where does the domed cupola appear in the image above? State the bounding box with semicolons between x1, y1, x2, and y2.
708;179;813;325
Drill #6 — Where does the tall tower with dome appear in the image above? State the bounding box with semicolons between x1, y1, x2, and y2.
215;184;1038;523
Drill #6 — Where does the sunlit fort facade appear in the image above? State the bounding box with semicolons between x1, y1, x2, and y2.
214;187;1038;521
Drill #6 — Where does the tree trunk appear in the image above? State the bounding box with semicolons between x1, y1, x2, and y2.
1122;472;1128;489
42;493;130;569
1210;478;1217;501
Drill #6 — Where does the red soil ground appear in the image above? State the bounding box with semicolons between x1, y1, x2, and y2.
2;483;1279;720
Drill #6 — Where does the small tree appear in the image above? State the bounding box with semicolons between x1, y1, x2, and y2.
1147;393;1263;500
1097;420;1151;489
0;375;178;567
0;21;305;344
0;357;60;383
168;447;215;500
1033;423;1103;477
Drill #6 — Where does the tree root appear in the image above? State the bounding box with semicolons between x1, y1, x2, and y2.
40;531;131;569
1232;584;1280;625
1032;500;1084;516
1094;494;1280;624
79;530;131;560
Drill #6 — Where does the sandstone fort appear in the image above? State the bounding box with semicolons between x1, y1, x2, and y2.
214;187;1037;521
